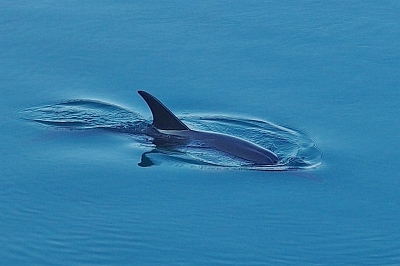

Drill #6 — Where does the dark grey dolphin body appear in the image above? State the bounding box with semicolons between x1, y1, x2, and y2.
138;91;279;165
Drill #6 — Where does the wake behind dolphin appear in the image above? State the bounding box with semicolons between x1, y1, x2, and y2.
20;91;322;171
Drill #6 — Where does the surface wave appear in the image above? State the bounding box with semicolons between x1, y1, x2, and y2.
20;100;322;171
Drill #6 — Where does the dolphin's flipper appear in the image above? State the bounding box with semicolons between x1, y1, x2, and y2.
138;91;190;130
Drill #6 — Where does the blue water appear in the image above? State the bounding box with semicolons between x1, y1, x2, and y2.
19;99;321;170
1;1;400;265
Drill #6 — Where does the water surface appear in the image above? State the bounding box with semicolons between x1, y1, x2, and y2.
20;99;322;170
1;0;400;265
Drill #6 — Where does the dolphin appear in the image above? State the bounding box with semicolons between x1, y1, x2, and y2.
138;91;279;165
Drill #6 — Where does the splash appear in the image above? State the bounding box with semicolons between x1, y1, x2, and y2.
20;100;322;171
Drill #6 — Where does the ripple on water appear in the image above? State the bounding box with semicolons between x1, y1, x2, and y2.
19;100;322;171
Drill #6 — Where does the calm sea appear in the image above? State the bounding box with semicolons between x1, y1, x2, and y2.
1;1;399;265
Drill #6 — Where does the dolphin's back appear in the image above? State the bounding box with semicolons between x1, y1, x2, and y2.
138;90;279;166
177;130;279;165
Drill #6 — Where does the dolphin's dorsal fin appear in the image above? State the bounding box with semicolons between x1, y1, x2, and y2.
138;91;190;130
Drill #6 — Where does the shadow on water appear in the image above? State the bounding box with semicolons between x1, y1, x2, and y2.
19;99;322;171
